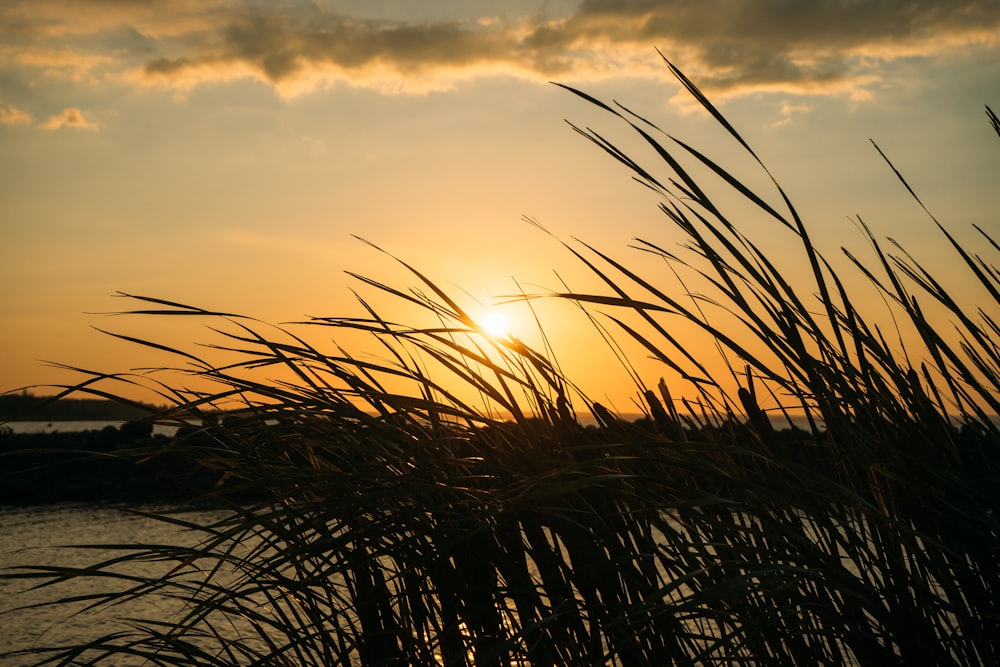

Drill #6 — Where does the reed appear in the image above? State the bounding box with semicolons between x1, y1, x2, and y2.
3;57;998;666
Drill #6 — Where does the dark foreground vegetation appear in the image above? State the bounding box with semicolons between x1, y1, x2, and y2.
2;58;998;666
0;423;223;505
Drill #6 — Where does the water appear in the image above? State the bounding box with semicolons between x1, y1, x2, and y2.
0;504;229;666
2;421;180;437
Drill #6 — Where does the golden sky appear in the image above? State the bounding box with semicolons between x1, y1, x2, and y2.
1;0;999;414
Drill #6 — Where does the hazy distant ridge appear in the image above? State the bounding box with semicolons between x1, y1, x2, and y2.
0;392;161;422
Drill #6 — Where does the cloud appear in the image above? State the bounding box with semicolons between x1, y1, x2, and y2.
0;46;114;83
5;0;1000;101
0;103;33;125
215;228;338;258
563;0;1000;97
771;101;813;128
40;107;100;130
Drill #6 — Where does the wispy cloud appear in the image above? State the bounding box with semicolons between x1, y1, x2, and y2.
0;45;114;83
214;228;338;258
4;0;999;101
0;102;33;125
771;101;814;128
40;107;100;130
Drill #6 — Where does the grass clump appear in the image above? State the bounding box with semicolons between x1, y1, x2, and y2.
2;57;998;666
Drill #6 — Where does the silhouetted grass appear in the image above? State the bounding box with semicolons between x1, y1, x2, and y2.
2;57;998;666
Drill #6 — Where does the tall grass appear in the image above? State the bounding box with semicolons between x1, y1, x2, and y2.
3;57;998;666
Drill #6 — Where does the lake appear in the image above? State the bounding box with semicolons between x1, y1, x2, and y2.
0;503;231;666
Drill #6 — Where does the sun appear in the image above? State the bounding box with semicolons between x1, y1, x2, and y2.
478;311;511;339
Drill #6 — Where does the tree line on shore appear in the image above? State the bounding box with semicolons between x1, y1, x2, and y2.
0;391;163;422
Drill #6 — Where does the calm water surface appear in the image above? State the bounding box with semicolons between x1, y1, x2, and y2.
0;504;230;666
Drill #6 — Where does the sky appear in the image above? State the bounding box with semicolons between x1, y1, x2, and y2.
1;0;999;415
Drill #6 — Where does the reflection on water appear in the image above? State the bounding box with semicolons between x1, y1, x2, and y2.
0;504;228;665
1;501;940;666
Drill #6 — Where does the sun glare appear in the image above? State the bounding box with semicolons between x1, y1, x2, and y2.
479;311;511;338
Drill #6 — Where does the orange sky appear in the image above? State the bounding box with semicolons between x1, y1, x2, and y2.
1;1;998;417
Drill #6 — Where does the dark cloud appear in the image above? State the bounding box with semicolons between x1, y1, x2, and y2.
12;0;1000;98
564;0;1000;92
144;56;192;75
200;13;531;76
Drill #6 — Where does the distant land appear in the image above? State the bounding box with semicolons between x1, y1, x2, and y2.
0;391;164;422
